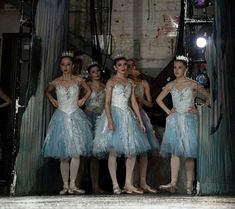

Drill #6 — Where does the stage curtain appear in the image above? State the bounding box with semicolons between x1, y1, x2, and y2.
197;0;235;195
15;0;69;195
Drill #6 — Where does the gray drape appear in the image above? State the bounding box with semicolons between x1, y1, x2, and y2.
197;0;235;195
15;0;69;195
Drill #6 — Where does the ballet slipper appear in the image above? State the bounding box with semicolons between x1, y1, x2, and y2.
186;185;194;195
159;183;177;193
142;186;158;194
113;187;122;195
59;188;68;195
93;187;105;194
59;183;69;195
122;185;144;194
68;187;85;195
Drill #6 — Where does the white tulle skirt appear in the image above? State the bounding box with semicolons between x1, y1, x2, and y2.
42;108;93;159
160;112;198;158
93;105;151;158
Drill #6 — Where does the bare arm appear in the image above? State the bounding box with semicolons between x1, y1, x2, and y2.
141;80;153;108
0;88;12;108
105;80;114;129
156;83;172;115
45;82;58;108
78;78;91;107
195;83;210;107
131;84;145;131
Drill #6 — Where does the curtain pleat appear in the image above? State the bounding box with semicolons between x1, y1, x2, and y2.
15;0;69;195
197;0;235;195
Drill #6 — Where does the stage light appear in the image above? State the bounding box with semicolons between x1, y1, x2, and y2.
196;36;207;48
193;0;211;8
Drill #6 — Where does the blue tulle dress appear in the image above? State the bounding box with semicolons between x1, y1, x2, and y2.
42;84;93;159
85;89;105;134
135;81;159;150
93;80;151;158
160;86;198;158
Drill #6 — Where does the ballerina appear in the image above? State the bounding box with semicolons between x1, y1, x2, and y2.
42;52;93;195
156;55;210;195
93;55;151;194
127;58;159;193
84;62;105;193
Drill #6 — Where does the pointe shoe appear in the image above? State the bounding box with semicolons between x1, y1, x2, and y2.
142;186;158;194
159;183;177;193
68;187;85;195
93;188;105;194
186;187;193;195
113;187;122;195
123;186;144;194
59;188;68;195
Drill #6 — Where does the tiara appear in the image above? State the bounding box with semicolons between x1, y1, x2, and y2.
112;53;126;60
175;55;189;63
87;61;100;69
61;51;74;58
88;61;99;67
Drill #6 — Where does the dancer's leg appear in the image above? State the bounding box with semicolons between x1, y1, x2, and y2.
69;157;80;188
125;156;136;187
139;153;148;188
59;160;69;194
159;154;180;193
90;157;103;193
171;154;180;186
69;156;85;194
108;151;120;194
123;155;143;194
185;158;194;194
139;153;157;193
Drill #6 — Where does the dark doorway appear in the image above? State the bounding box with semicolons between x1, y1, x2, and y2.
0;33;31;195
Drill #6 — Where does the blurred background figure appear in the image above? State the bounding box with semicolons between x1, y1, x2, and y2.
0;86;12;109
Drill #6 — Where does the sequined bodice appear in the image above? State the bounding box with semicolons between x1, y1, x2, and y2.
85;90;105;114
171;86;194;113
56;84;79;114
135;82;144;98
111;81;132;109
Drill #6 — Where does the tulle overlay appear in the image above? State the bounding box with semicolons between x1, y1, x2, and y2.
42;108;93;159
140;109;159;150
160;112;198;158
93;105;151;158
85;90;105;135
85;110;100;134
